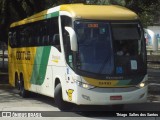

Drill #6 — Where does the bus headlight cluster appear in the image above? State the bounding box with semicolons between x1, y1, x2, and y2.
139;83;145;88
136;75;148;88
136;81;148;88
76;81;95;89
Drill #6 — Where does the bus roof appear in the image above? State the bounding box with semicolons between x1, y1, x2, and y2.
60;4;138;20
10;4;138;28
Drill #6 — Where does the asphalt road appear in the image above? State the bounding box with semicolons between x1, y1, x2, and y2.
0;68;160;120
0;84;160;120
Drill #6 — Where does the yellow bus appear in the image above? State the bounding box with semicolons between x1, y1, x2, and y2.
8;4;148;110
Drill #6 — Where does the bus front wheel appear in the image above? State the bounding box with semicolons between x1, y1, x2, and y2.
54;83;73;111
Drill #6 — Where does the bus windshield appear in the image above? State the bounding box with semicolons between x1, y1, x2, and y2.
112;23;142;56
75;21;114;74
74;21;146;76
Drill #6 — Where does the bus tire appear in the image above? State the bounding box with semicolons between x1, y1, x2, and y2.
19;79;28;98
54;83;73;111
15;74;20;90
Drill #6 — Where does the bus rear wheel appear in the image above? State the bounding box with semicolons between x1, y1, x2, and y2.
54;83;73;111
19;77;28;98
15;74;20;90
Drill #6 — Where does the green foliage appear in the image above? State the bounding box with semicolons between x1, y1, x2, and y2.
0;0;159;43
51;0;125;5
125;0;160;27
83;0;125;5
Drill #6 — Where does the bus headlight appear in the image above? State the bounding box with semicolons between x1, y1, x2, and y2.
139;82;145;88
136;81;148;88
136;75;148;88
76;81;95;89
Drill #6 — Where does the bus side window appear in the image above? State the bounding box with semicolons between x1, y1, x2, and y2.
53;34;61;52
43;35;49;46
26;27;30;47
20;28;27;47
42;21;48;46
9;32;14;47
49;35;54;45
16;29;21;47
27;26;35;46
13;32;17;47
48;17;60;51
38;25;43;46
34;24;40;46
61;16;73;68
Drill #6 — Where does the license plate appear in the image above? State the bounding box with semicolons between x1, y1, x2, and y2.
110;96;122;100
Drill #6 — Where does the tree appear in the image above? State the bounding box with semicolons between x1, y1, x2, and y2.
0;0;52;43
0;0;9;43
125;0;160;27
0;0;159;43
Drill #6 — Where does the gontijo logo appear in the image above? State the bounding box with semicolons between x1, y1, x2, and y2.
16;51;31;60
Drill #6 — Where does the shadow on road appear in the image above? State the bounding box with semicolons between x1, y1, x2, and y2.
0;84;24;103
0;84;160;118
0;66;160;118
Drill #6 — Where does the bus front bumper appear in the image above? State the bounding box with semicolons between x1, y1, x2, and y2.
75;85;148;105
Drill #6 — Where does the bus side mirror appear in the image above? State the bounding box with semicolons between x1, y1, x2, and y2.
65;27;78;51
